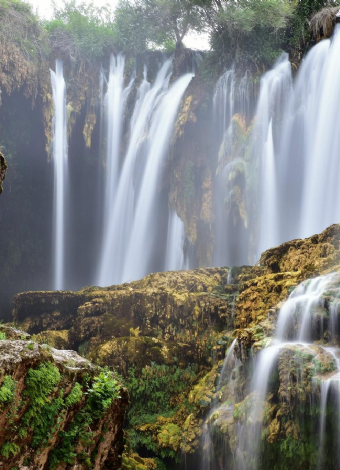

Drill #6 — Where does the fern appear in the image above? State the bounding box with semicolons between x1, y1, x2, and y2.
1;442;20;459
0;376;16;404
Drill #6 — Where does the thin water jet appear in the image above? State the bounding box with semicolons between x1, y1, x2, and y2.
50;60;68;291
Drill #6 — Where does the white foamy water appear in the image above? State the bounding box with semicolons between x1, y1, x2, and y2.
50;60;68;290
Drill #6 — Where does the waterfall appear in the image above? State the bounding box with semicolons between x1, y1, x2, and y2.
122;72;194;282
253;53;292;258
103;55;134;211
202;339;238;470
212;26;340;264
255;25;340;254
213;69;253;266
50;60;68;290
97;55;135;286
165;210;188;272
213;69;236;143
97;59;173;286
287;25;340;240
234;273;340;469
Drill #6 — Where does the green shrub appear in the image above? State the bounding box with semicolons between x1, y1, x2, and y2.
86;368;121;417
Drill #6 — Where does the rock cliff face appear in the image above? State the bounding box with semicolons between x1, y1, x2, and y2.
0;325;128;470
14;267;248;373
11;224;340;468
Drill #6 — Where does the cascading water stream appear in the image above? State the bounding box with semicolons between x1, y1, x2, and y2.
234;273;340;469
212;69;253;267
212;26;340;265
290;25;340;240
50;60;68;290
122;72;194;282
255;25;340;254
202;339;238;470
98;55;135;286
213;69;236;143
97;59;172;286
165;210;188;272
252;53;292;258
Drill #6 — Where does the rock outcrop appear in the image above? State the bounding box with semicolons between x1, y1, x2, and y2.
0;152;7;194
14;267;252;374
0;326;128;470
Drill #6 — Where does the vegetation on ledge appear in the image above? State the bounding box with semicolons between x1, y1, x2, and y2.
0;325;128;470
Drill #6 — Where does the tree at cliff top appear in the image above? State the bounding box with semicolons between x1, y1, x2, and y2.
206;0;340;66
114;0;207;51
205;0;296;66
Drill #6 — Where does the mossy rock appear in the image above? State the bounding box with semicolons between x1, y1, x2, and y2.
157;423;182;451
31;329;69;349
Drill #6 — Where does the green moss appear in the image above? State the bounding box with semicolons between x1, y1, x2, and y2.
313;357;336;374
157;423;182;450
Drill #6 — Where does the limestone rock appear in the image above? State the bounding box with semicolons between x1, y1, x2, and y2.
13;268;241;373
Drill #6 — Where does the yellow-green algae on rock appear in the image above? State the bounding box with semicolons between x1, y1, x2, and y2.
14;267;248;372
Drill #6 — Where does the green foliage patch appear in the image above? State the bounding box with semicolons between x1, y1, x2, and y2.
49;367;121;468
0;362;122;467
46;0;116;62
1;442;20;459
126;362;197;425
125;363;197;462
0;376;16;405
0;0;48;61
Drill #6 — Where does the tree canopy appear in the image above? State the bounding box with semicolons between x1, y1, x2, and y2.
46;0;116;61
113;0;207;52
0;0;339;67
